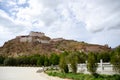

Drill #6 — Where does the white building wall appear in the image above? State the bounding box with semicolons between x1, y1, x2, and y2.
20;37;32;42
36;39;49;43
29;31;45;37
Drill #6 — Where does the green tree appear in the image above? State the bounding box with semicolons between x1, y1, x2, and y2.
0;55;5;65
37;55;45;66
111;46;120;73
97;52;110;62
59;51;69;73
16;56;27;66
4;57;16;66
16;56;31;66
75;51;87;63
87;52;98;75
30;57;38;65
49;53;59;65
67;51;78;73
44;56;49;66
29;54;41;66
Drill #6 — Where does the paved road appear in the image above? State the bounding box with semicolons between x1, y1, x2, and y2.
0;67;69;80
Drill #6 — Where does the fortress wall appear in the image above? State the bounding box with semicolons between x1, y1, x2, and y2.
20;36;32;42
29;31;45;37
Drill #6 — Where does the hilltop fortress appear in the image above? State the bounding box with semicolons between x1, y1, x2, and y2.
16;31;64;43
29;31;45;37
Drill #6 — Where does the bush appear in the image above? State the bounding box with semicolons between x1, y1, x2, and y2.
46;71;120;80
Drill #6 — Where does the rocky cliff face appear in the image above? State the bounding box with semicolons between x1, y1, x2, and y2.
0;31;111;57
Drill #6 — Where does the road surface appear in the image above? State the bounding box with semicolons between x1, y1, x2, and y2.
0;67;70;80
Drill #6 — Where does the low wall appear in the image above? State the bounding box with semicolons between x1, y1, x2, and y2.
76;63;117;75
68;61;118;75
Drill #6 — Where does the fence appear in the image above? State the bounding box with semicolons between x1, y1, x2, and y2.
68;59;118;75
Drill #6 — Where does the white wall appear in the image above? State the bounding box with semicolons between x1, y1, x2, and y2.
68;61;118;75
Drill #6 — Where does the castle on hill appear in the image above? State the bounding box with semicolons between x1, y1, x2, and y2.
29;31;45;37
16;31;64;43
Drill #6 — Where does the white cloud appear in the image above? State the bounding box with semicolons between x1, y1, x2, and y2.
70;0;120;32
0;0;120;47
88;29;120;47
16;1;43;21
0;9;30;46
0;10;26;33
18;0;26;4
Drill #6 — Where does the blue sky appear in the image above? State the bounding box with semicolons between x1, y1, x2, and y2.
0;0;120;48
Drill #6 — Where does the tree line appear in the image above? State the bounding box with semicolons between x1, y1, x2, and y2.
0;46;120;75
0;53;59;66
59;46;120;75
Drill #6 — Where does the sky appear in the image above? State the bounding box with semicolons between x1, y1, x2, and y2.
0;0;120;48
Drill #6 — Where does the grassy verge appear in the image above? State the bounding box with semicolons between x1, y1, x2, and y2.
45;70;120;80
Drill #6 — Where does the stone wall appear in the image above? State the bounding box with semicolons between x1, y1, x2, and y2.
29;31;45;37
20;36;32;42
17;32;49;43
51;38;64;42
36;39;50;43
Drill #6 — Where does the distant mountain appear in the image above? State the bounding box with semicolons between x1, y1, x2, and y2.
0;31;111;57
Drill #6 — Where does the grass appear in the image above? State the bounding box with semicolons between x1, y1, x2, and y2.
46;70;120;80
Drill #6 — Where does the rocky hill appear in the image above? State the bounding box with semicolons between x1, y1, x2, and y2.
0;31;111;57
